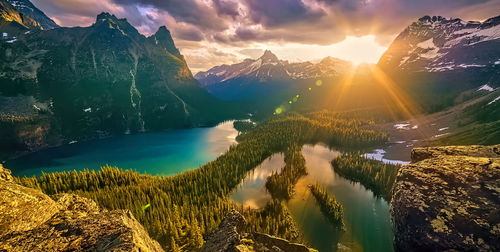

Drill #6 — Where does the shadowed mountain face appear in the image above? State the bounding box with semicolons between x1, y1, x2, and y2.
0;12;232;158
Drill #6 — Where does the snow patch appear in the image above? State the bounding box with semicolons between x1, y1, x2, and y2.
477;84;494;92
83;107;92;113
394;123;410;130
438;127;449;132
363;149;410;165
433;133;450;138
417;38;436;49
488;96;500;105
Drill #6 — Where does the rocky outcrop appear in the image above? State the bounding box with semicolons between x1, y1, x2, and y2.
201;209;316;252
0;165;164;251
391;145;500;251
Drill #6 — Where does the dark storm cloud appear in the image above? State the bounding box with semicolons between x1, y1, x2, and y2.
110;0;229;31
213;0;240;18
175;27;205;41
243;0;326;27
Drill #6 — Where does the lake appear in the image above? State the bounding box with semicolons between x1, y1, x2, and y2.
6;121;238;177
7;122;395;252
231;144;394;252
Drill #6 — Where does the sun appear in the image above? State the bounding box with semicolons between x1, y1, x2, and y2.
327;35;388;65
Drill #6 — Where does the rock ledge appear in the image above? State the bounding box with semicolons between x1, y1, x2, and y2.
0;164;163;252
391;145;499;251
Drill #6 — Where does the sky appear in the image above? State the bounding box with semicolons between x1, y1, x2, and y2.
32;0;500;73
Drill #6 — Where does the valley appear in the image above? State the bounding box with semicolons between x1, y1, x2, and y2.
1;0;499;251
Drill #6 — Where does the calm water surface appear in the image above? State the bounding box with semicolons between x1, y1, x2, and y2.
231;144;394;252
7;121;238;177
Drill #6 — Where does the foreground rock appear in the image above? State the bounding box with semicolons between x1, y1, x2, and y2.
391;145;500;251
0;165;163;251
201;209;317;252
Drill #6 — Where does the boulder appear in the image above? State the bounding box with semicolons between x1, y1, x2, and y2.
201;209;317;252
0;166;164;252
392;145;500;251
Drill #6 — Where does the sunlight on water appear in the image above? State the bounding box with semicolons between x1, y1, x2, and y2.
231;144;394;252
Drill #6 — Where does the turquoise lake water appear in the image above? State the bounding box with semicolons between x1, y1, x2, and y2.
7;121;238;177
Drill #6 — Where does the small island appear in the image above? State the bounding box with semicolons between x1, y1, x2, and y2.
309;184;344;230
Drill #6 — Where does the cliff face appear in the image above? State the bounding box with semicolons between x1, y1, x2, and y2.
391;145;500;251
0;164;164;251
201;209;317;252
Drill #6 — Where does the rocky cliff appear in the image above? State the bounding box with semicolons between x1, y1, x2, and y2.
201;209;317;252
391;145;500;251
0;164;164;251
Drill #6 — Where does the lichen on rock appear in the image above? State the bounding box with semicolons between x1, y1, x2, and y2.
391;144;500;251
0;165;164;252
201;209;317;252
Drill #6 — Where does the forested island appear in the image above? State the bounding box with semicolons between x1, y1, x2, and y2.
309;184;345;230
331;153;400;201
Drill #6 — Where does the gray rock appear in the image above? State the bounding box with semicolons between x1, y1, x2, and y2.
0;166;164;252
391;145;500;251
200;209;317;252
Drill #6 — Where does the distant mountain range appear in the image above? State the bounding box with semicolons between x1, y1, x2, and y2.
0;0;232;159
196;50;351;86
195;50;352;100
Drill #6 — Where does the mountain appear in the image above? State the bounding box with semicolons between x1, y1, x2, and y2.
194;50;352;101
0;0;41;34
196;50;351;87
0;12;231;159
377;15;500;112
6;0;58;29
379;15;500;72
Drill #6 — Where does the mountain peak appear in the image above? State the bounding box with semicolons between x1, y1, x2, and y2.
418;15;446;23
259;50;279;62
154;25;171;36
96;12;119;23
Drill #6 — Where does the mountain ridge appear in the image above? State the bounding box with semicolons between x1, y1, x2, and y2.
0;11;232;160
378;14;500;72
6;0;58;29
195;50;352;87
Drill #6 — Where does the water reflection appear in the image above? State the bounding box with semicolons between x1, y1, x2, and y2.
230;153;284;209
231;144;394;252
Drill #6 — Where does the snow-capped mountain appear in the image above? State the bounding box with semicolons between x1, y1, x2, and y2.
195;50;352;87
379;15;500;72
6;0;58;29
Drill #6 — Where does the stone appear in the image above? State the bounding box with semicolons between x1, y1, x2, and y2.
391;145;500;251
0;166;164;252
200;209;317;252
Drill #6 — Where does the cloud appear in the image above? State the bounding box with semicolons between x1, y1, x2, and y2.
242;0;326;27
213;0;240;18
30;0;500;71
